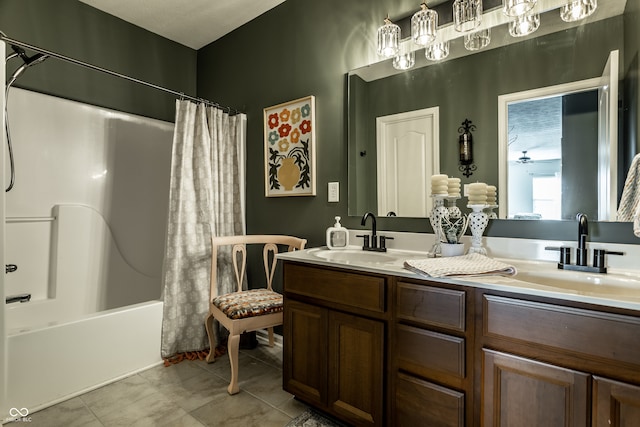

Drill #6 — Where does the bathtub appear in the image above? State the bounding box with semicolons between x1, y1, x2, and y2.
1;88;173;416
4;205;164;413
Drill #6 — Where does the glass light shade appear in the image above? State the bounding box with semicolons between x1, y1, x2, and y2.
377;17;401;58
453;0;483;33
560;0;597;22
464;29;491;51
425;42;450;61
412;4;438;46
509;13;540;37
393;51;416;70
503;0;537;17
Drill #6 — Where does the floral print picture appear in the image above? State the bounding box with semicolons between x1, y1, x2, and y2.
263;95;316;197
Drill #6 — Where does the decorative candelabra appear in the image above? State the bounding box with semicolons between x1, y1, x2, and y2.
483;204;498;219
447;196;462;218
429;195;450;255
467;204;489;255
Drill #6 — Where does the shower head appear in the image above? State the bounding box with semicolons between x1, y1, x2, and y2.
5;53;50;90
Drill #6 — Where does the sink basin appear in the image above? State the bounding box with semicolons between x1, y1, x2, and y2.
310;248;397;264
506;260;640;298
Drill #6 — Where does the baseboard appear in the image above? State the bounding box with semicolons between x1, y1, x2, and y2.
255;329;283;348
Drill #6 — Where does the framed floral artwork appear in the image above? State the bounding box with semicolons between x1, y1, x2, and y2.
264;95;316;197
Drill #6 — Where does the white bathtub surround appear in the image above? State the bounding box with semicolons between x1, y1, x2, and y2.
161;101;247;358
2;89;173;415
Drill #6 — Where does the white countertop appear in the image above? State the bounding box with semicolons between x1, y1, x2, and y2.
278;237;640;312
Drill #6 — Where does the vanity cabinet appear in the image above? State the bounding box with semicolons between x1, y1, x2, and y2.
281;257;640;427
480;293;640;427
283;262;387;427
393;281;473;427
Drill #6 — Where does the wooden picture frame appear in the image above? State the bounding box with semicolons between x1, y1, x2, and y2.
264;95;316;197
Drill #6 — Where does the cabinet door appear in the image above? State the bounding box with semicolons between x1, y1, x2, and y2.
328;310;384;427
483;349;589;427
593;376;640;427
283;300;327;407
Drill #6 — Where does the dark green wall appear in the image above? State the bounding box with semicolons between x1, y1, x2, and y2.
198;0;639;245
0;0;196;122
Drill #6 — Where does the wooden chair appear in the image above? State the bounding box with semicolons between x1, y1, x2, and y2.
205;234;306;394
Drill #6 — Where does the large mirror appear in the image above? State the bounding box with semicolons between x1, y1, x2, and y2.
348;0;638;222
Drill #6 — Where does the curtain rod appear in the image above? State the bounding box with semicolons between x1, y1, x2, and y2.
1;32;241;115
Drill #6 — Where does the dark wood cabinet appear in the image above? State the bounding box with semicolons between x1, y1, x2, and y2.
593;376;640;427
283;299;327;407
282;260;640;427
482;349;589;427
283;263;387;426
393;281;473;427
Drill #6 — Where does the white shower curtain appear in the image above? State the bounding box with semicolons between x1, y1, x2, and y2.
161;100;246;358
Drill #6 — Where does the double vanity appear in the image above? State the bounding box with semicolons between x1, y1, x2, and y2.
278;233;640;426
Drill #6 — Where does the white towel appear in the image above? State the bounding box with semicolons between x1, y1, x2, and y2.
618;153;640;232
404;253;517;278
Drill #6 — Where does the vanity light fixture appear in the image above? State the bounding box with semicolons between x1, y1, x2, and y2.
560;0;597;22
377;16;401;58
458;119;477;178
509;13;540;37
503;0;537;17
425;41;450;61
393;50;416;70
464;29;491;51
412;3;438;46
453;0;483;33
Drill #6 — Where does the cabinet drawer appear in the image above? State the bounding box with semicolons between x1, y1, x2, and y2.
484;295;640;367
395;372;464;427
284;263;386;313
397;282;465;331
397;324;465;379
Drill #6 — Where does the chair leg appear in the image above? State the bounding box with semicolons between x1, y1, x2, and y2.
204;313;216;363
227;333;241;395
268;327;275;347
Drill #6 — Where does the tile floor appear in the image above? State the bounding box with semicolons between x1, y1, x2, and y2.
25;343;310;426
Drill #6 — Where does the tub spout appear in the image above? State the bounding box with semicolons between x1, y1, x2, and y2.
5;293;31;304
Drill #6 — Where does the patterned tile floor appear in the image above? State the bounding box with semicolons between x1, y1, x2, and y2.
24;344;310;426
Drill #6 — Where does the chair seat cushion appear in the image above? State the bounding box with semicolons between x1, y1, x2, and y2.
212;289;283;320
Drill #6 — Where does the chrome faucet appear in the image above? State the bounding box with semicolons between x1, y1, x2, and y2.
357;212;392;252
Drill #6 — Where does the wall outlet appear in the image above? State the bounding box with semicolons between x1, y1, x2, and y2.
328;182;339;202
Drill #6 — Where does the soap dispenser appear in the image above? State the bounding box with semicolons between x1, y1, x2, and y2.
326;216;349;250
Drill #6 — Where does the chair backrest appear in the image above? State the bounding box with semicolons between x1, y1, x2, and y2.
209;235;307;300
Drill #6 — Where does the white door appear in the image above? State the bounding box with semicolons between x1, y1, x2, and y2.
376;107;439;217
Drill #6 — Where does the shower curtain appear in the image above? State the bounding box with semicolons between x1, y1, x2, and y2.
161;100;246;358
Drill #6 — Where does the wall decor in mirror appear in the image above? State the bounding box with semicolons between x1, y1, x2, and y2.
348;0;638;223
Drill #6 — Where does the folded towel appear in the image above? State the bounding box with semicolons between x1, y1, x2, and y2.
634;202;640;238
404;253;517;278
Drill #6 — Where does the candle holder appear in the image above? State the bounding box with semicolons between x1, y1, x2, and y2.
447;196;462;218
429;195;450;254
467;204;489;255
483;204;498;219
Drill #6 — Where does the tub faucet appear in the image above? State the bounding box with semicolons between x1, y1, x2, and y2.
6;293;31;304
576;213;588;266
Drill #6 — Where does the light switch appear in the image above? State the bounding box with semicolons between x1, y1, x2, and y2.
463;184;470;197
328;182;339;202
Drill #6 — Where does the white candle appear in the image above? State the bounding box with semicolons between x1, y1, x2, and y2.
468;182;487;204
431;174;449;195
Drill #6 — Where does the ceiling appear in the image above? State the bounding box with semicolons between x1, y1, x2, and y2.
78;0;287;50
